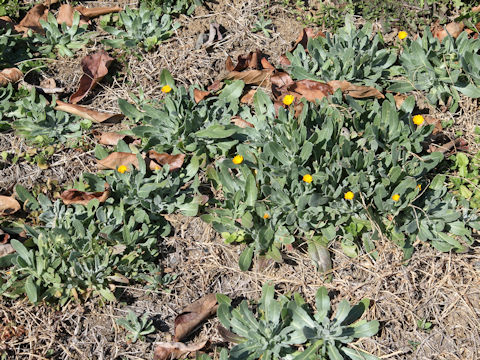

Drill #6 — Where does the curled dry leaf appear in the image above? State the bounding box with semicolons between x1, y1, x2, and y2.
56;4;89;27
231;115;254;128
240;88;256;104
0;68;22;87
0;196;21;216
70;50;114;104
174;293;218;341
224;69;273;86
61;183;110;206
0;243;15;257
193;88;211;103
74;5;123;18
327;80;384;99
55;100;124;123
424;116;443;135
393;94;408;109
147;151;185;172
95;131;139;146
433;21;465;42
289;79;333;102
15;4;48;33
0;229;10;244
97;152;139;170
207;80;223;92
153;341;207;360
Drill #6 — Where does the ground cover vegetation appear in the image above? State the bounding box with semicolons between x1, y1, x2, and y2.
1;0;480;359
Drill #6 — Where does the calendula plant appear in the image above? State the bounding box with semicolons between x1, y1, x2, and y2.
123;71;245;158
102;4;180;51
389;28;480;111
217;283;380;360
0;26;35;68
251;15;273;38
116;310;155;343
204;89;479;269
9;90;88;146
33;11;92;58
0;83;14;130
142;0;203;15
285;17;397;89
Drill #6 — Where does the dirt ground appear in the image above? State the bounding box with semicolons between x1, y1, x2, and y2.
1;1;480;359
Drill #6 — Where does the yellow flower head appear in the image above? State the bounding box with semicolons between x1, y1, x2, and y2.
412;115;425;126
232;155;243;165
161;85;172;93
417;184;422;191
398;31;408;40
392;194;400;202
154;165;161;171
303;174;313;183
283;94;295;106
344;191;354;200
117;165;128;173
263;213;270;219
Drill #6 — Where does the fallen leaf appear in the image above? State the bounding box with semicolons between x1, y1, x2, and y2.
0;243;14;257
231;115;254;128
0;196;21;216
193;89;211;103
327;80;384;99
0;68;22;87
174;293;218;341
94;131;139;146
153;341;207;360
240;89;256;104
60;183;110;206
147;151;185;172
74;5;123;18
56;4;89;27
261;57;275;70
291;28;325;52
433;21;465;42
429;138;468;154
70;50;114;104
271;71;294;88
0;229;10;244
0;16;14;30
55;100;124;123
97;152;139;170
424;116;443;134
289;80;333;102
207;80;223;92
278;55;291;67
393;94;408;109
15;4;48;33
224;69;273;86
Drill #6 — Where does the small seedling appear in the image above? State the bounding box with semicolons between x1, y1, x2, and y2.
116;310;155;343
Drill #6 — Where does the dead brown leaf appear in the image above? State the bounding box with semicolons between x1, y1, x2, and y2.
289;80;333;102
231;115;254;128
70;50;114;104
327;80;384;99
174;293;218;341
147;151;185;172
55;100;124;123
56;4;89;27
0;68;22;87
193;88;211;103
425;116;443;134
0;196;20;216
74;5;123;18
153;341;207;360
240;89;256;104
291;28;325;52
94;132;139;146
393;94;408;109
0;16;14;30
0;243;14;257
224;69;273;86
433;21;465;42
15;4;48;33
97;152;139;170
60;184;110;206
207;80;223;92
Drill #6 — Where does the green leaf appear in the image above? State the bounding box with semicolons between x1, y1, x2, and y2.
195;125;237;139
219;80;244;101
387;81;415;93
15;185;39;210
118;98;143;120
238;245;254;271
160;69;175;89
98;288;116;301
352;320;379;338
315;287;331;320
293;340;323;360
326;343;344;360
429;174;446;190
454;84;480;98
342;347;381;360
10;239;31;265
25;276;38;304
245;173;257;207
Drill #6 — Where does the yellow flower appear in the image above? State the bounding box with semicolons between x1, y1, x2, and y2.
263;213;270;219
392;194;400;202
417;184;422;191
117;165;128;173
154;165;161;171
344;191;354;200
412;115;424;126
283;94;295;106
303;174;313;183
398;31;408;40
232;155;243;165
161;85;172;93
